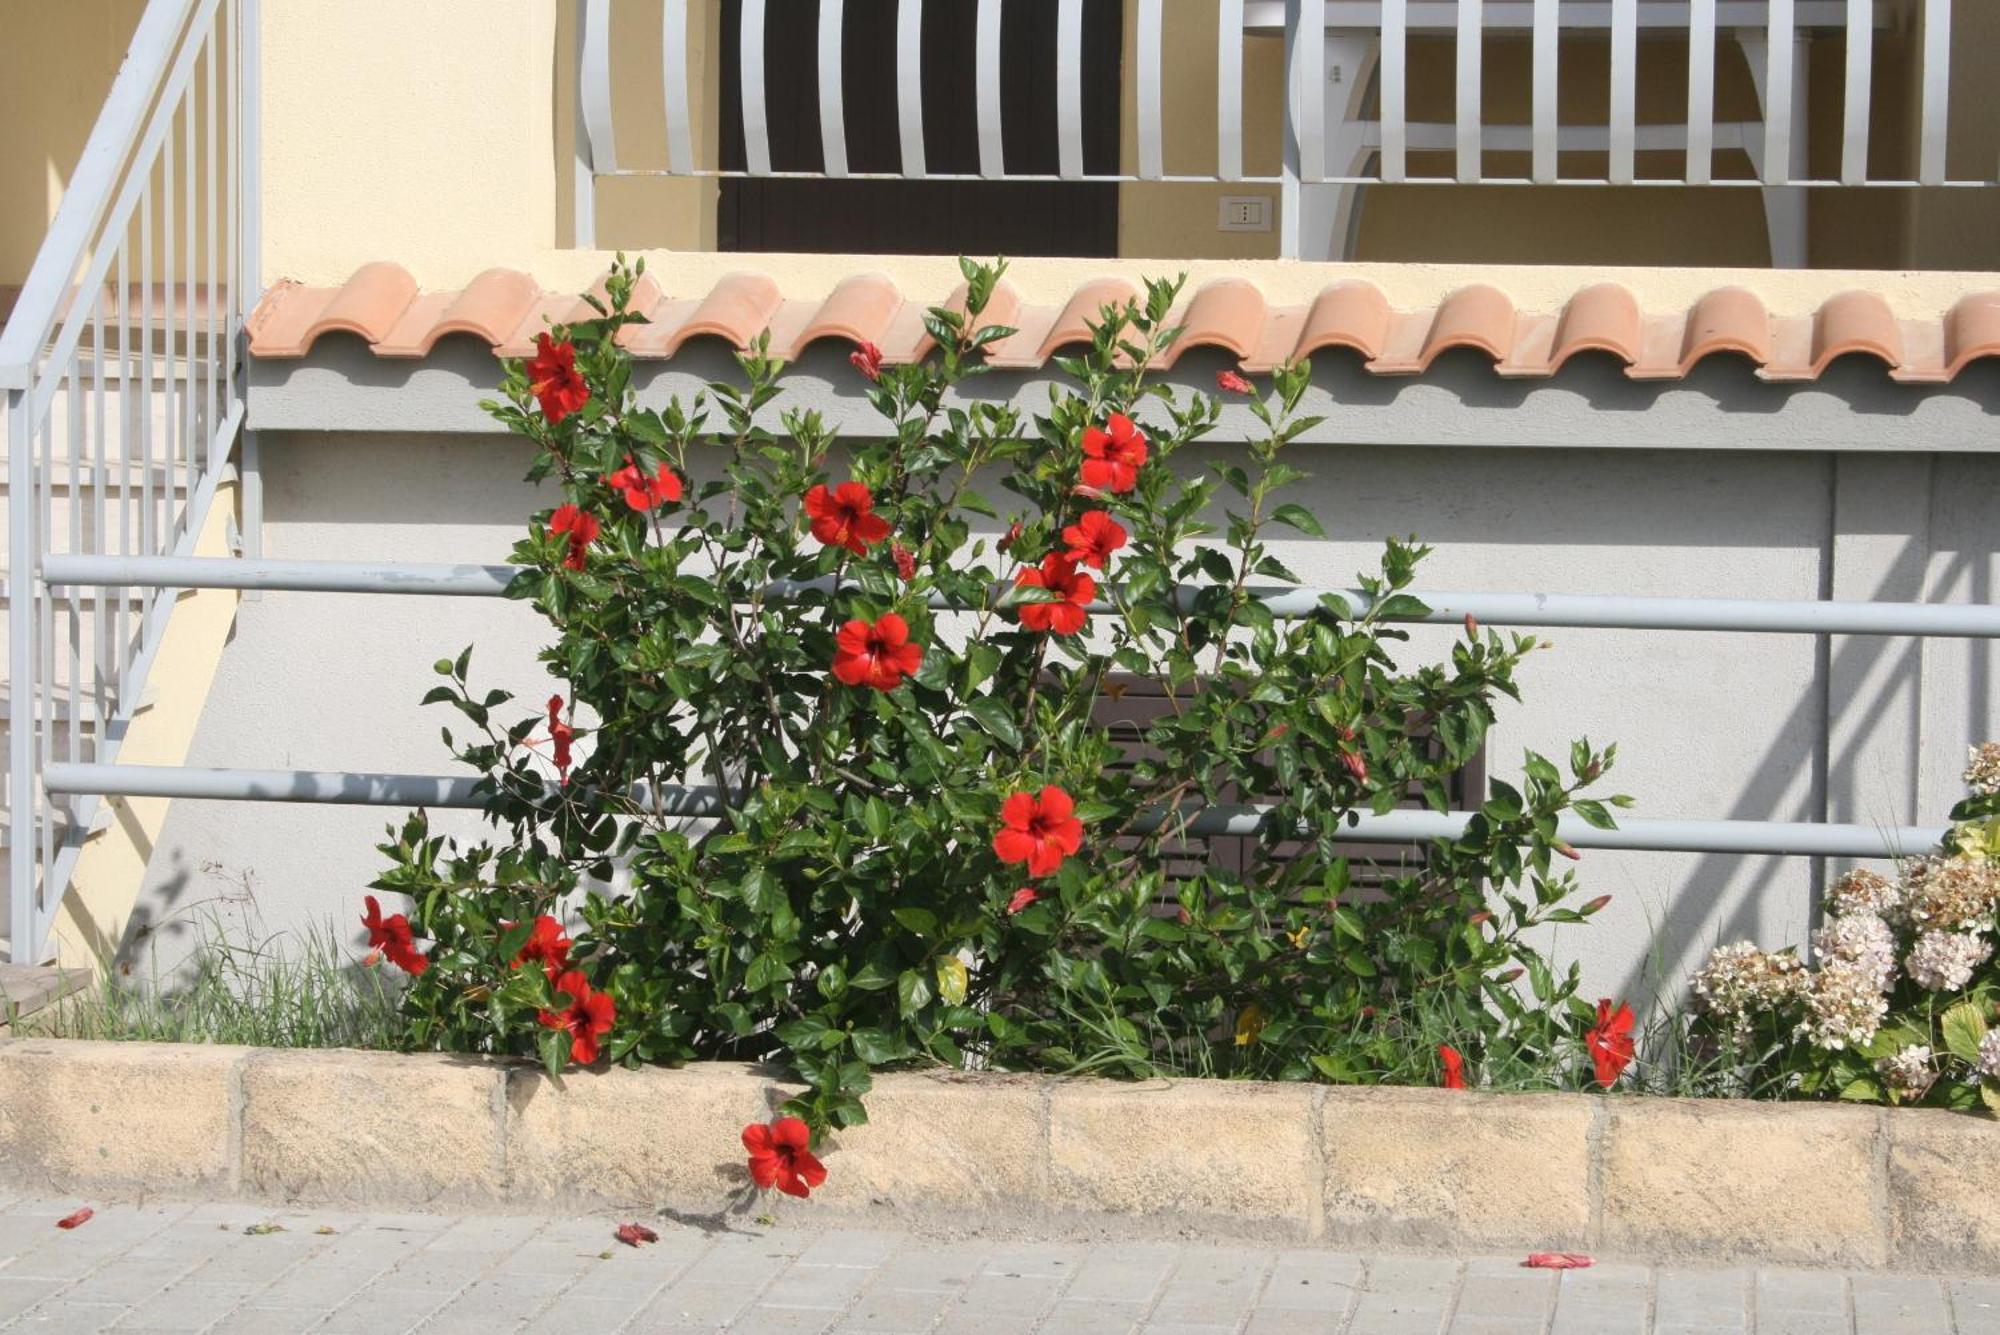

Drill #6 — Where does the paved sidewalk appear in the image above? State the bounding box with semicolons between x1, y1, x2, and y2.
0;1198;1989;1333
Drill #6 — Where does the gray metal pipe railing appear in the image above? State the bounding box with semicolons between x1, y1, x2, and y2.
47;763;1949;859
39;554;2000;638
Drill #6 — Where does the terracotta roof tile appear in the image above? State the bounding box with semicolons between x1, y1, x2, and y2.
246;262;2000;388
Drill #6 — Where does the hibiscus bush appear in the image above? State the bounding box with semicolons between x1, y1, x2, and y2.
370;256;1630;1140
1687;744;2000;1109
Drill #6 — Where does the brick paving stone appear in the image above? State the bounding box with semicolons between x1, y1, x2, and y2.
1061;1244;1178;1305
1850;1273;1954;1334
1653;1267;1748;1330
1952;1279;2000;1335
834;1284;957;1334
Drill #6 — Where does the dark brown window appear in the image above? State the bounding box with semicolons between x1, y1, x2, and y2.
717;0;1123;257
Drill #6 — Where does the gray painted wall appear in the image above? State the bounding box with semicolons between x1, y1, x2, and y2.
129;424;2000;1014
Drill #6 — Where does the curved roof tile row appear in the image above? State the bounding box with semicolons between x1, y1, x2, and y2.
246;262;2000;386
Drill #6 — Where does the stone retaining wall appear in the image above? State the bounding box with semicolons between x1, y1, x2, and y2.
0;1040;1993;1273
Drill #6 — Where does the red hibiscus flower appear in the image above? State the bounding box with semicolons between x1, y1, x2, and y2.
850;341;884;382
804;482;892;556
547;504;600;573
526;333;590;424
614;1222;659;1248
1438;1044;1467;1090
1217;369;1254;395
1014;555;1095;636
360;895;428;976
993;785;1085;878
539;969;616;1065
1080;413;1149;493
1006;887;1038;915
742;1116;828;1199
892;544;917;582
547;695;575;783
830;613;924;691
1061;510;1128;571
1586;999;1636;1088
510;914;572;972
606;455;683;512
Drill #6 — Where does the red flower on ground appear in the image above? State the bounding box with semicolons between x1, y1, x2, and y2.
1217;369;1254;394
1061;510;1128;571
1438;1044;1467;1090
526;334;590;424
1006;887;1038;915
1014;555;1095;636
360;895;428;976
1524;1253;1595;1270
547;504;600;573
993;786;1085;878
547;695;575;783
831;613;924;691
892;543;917;582
606;455;683;512
850;341;884;382
510;914;572;973
1080;413;1149;493
614;1222;660;1248
742;1117;828;1199
804;482;892;555
54;1208;92;1231
1585;998;1636;1088
539;969;616;1065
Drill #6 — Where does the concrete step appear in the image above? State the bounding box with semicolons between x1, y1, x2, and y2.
0;961;91;1023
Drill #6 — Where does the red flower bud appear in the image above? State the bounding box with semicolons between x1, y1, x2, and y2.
1555;843;1582;861
1340;749;1369;784
892;543;917;582
1581;894;1612;914
1494;967;1525;983
1468;911;1493;927
849;341;884;382
1176;907;1192;926
1464;613;1479;636
1216;369;1254;395
998;520;1024;553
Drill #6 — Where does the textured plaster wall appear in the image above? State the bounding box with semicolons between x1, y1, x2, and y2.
130;431;2000;1011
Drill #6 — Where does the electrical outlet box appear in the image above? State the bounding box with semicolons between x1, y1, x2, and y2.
1218;195;1272;233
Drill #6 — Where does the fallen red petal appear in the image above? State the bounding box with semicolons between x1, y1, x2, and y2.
1523;1252;1594;1270
614;1222;660;1247
55;1208;93;1230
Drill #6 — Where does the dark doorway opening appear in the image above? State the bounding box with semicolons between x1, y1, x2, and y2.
718;0;1123;257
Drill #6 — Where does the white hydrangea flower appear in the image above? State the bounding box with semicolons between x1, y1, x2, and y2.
1978;1030;2000;1081
1877;1044;1936;1099
1899;856;2000;934
1795;962;1889;1052
1812;912;1898;994
1964;742;2000;798
1825;868;1901;921
1904;930;1993;992
1690;942;1806;1041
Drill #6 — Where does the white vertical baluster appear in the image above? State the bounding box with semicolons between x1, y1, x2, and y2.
1763;0;1795;186
818;0;848;177
1840;0;1871;184
662;0;694;174
741;0;771;176
206;21;218;468
1058;0;1084;179
577;0;618;174
1297;0;1326;183
1919;0;1951;186
1137;0;1164;180
976;0;1004;178
1609;0;1636;184
1381;0;1407;183
896;0;925;177
1218;0;1244;182
1686;0;1716;185
1455;0;1481;183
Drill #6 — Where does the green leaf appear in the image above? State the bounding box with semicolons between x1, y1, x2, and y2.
897;967;933;1017
740;869;776;914
891;906;937;936
935;956;969;1006
1270;503;1326;538
1942;1001;1989;1064
965;697;1023;750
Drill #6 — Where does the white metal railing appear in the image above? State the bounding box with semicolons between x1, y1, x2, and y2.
0;0;259;963
574;0;1964;262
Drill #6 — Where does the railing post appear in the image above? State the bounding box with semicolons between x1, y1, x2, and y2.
8;389;36;962
240;0;261;305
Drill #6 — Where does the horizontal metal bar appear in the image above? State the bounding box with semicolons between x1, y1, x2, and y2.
594;167;1981;189
46;764;1945;857
40;556;2000;638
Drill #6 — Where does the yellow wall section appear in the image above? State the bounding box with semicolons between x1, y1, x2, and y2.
50;480;241;972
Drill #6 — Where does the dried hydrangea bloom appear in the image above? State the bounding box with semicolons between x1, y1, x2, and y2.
1965;742;2000;798
1877;1044;1937;1099
1825;867;1901;921
1904;929;1993;992
1795;962;1889;1052
1978;1030;2000;1081
1812;912;1898;993
1899;856;2000;934
1691;942;1807;1041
